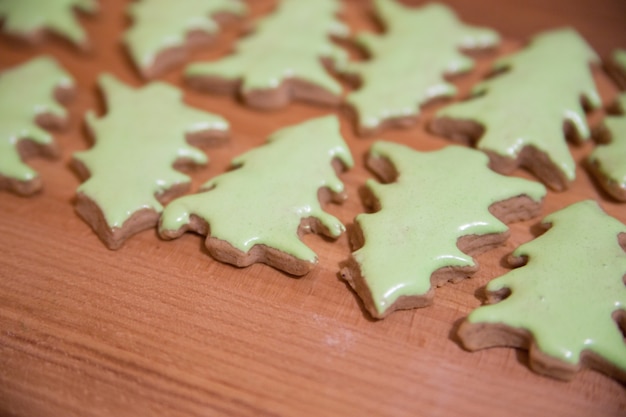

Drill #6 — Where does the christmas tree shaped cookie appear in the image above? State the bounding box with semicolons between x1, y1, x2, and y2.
124;0;246;79
605;49;626;90
73;74;229;250
159;115;354;276
341;0;499;136
185;0;349;109
0;0;97;48
431;28;601;191
588;93;626;201
459;200;626;382
0;56;75;196
340;141;546;319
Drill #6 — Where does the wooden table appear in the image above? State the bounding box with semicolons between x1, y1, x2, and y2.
1;1;625;416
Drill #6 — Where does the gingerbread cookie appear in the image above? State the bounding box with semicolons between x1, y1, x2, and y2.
587;93;626;201
340;141;546;319
72;74;229;250
124;0;246;79
431;28;601;191
341;0;499;136
159;115;353;276
458;200;626;382
605;49;626;90
185;0;349;109
0;56;75;196
0;0;97;48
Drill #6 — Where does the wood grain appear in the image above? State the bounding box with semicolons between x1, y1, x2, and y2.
1;1;625;416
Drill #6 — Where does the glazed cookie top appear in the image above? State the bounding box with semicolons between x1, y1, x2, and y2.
0;56;74;190
74;74;228;229
125;0;247;78
186;0;348;97
342;0;499;133
613;49;626;72
588;93;626;200
160;115;353;268
352;141;546;317
466;200;626;372
435;28;601;189
591;118;626;184
0;0;97;47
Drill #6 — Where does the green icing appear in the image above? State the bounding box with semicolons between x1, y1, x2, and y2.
614;49;626;73
160;115;353;265
125;0;246;76
352;141;546;316
186;0;348;96
589;111;626;192
436;28;600;185
467;200;626;370
0;0;97;46
74;74;228;229
343;0;499;131
0;56;73;188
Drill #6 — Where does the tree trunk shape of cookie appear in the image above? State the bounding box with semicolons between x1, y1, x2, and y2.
431;28;601;191
0;57;74;195
124;0;246;79
73;74;229;250
185;0;349;109
342;0;499;136
341;141;546;319
459;200;626;382
588;94;626;201
0;0;97;47
159;116;354;276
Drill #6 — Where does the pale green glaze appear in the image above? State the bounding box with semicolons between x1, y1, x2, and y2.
160;115;353;264
614;49;626;73
74;74;228;229
353;141;546;316
589;109;626;194
343;0;499;131
186;0;348;95
0;0;97;45
0;56;73;186
590;89;626;196
468;200;626;371
125;0;246;75
437;28;600;184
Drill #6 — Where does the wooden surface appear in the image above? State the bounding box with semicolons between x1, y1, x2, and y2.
1;1;626;416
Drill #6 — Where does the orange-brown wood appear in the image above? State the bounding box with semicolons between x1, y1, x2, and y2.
1;1;625;416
